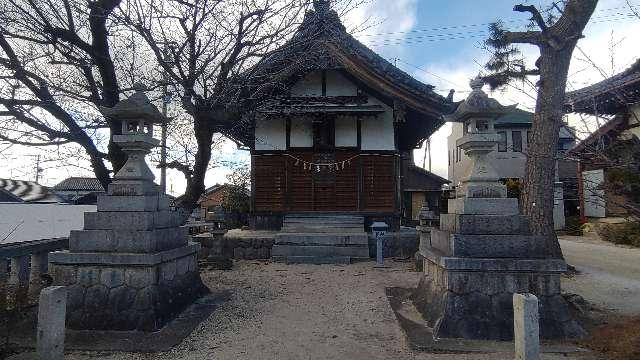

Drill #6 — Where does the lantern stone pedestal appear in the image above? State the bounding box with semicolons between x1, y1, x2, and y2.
49;85;206;331
414;78;584;340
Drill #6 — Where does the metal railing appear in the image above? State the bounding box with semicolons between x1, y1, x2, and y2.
0;238;68;310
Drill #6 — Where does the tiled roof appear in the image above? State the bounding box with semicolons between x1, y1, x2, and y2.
0;179;62;203
241;6;452;115
53;177;105;192
565;58;640;115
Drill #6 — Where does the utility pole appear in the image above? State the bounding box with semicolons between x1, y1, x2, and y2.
34;154;42;183
422;138;431;172
160;45;170;194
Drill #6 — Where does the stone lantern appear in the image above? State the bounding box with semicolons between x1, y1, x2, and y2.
49;84;206;332
101;83;163;196
414;77;584;340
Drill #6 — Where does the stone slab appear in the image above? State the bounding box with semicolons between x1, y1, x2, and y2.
49;243;200;266
274;233;368;246
37;286;67;360
429;230;545;258
271;256;353;265
439;214;530;235
271;244;369;258
449;198;519;215
83;211;183;230
422;248;567;273
97;194;170;212
514;293;540;360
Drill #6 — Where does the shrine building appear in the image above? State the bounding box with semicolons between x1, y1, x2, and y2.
241;0;452;231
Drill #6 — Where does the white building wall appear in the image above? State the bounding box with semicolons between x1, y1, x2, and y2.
255;116;286;150
290;71;322;96
258;69;396;151
335;115;358;147
0;203;96;244
582;169;606;218
290;117;313;147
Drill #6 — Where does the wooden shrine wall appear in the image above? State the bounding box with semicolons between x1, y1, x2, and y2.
252;152;397;213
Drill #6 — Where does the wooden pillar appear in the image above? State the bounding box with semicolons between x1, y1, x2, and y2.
0;258;8;311
7;255;29;310
29;252;49;304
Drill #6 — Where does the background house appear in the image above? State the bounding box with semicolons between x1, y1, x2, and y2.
0;178;94;243
565;59;640;219
447;101;577;229
53;177;105;204
198;184;250;228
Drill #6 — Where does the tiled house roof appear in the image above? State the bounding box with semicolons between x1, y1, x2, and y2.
53;177;105;192
0;178;62;203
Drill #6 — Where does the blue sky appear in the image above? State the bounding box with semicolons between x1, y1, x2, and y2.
343;0;640;178
2;0;639;194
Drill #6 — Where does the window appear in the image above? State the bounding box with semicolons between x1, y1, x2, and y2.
313;117;335;150
512;131;522;152
498;131;507;152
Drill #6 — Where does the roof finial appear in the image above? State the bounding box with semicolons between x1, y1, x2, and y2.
469;76;484;91
314;0;330;14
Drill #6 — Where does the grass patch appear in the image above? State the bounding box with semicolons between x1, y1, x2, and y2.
597;222;640;247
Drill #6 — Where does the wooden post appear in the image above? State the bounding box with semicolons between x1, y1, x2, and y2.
8;255;29;310
29;252;49;304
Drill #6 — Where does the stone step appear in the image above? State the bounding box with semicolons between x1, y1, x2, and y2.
439;214;530;235
271;244;370;258
281;226;364;234
429;229;545;258
271;256;354;265
274;233;368;246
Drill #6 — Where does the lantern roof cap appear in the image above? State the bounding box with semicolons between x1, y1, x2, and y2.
446;76;508;122
101;83;166;124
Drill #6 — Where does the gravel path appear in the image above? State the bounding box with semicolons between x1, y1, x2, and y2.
66;260;589;360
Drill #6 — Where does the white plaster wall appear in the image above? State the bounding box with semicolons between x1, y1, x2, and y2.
335;115;358;147
290;71;323;96
361;95;395;150
583;169;606;218
290;117;313;147
0;203;96;244
326;71;358;96
255;117;286;150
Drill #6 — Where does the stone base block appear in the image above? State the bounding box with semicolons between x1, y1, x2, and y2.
440;214;530;235
448;198;519;215
50;247;207;332
69;227;188;253
84;211;184;230
412;254;585;340
97;194;170;212
429;230;545;258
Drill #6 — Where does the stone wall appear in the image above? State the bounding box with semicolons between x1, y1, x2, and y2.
51;252;205;332
367;228;418;258
194;230;275;260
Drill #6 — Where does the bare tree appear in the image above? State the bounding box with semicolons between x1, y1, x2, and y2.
0;0;315;213
483;1;599;258
0;0;129;189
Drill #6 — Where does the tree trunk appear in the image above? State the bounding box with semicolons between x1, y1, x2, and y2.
522;0;598;259
522;47;573;259
178;114;216;215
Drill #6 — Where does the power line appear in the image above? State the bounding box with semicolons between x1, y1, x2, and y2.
364;13;638;47
358;3;639;38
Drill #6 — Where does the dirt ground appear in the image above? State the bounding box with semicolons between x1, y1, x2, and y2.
65;260;591;360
